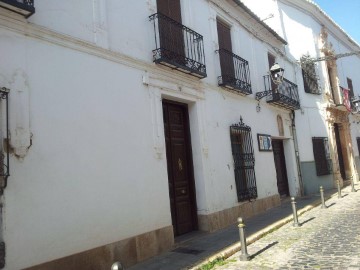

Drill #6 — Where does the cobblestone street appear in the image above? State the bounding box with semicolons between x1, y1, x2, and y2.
214;185;360;270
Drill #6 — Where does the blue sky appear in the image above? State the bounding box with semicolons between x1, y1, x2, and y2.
313;0;360;44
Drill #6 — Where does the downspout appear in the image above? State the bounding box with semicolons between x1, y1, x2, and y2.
290;110;304;196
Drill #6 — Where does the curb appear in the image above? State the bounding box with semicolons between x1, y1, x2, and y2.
188;190;339;270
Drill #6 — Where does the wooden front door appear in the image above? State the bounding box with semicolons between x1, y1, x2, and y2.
272;140;290;197
334;123;346;180
163;100;197;236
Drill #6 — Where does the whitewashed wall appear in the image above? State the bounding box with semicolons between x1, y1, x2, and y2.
0;0;301;268
0;27;175;269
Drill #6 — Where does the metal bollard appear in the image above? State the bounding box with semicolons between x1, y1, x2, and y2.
351;176;356;192
337;180;342;198
320;186;326;209
111;262;124;270
291;197;300;227
238;217;250;261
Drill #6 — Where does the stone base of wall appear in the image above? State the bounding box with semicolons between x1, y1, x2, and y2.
25;225;174;270
198;194;280;232
24;195;281;269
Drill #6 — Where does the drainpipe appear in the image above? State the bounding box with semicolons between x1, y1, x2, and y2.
290;110;304;196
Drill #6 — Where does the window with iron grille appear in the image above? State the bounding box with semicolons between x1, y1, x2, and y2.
312;137;332;176
356;137;360;157
301;55;321;94
230;117;257;202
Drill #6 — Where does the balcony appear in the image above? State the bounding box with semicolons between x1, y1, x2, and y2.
149;13;206;78
256;75;300;110
0;0;35;18
216;49;252;95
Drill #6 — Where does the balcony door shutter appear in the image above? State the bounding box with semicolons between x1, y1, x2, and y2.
157;0;181;22
217;20;234;79
156;0;184;61
347;78;354;98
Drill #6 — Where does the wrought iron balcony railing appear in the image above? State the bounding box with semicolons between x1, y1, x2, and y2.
216;49;252;95
0;0;35;17
256;75;300;110
149;13;206;78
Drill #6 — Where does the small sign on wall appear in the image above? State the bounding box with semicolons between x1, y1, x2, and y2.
257;134;272;151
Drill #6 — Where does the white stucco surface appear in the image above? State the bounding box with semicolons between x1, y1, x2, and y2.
3;0;360;269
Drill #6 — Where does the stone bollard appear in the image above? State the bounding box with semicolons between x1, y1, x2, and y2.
238;217;250;261
351;176;356;192
337;180;342;198
291;197;300;227
320;186;326;209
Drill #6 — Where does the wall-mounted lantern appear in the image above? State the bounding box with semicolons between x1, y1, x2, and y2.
255;63;285;103
270;63;285;85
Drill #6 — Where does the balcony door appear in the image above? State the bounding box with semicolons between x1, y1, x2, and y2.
157;0;185;63
217;20;235;79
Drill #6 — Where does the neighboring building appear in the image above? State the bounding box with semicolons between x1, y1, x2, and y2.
242;0;360;194
2;0;359;269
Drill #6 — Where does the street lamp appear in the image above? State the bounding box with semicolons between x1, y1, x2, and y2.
270;63;284;85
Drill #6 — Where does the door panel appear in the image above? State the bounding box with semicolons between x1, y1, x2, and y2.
163;101;197;236
272;140;290;197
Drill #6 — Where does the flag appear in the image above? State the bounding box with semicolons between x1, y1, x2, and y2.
342;87;352;112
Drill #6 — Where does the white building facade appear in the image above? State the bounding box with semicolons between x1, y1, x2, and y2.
243;0;360;194
1;0;353;269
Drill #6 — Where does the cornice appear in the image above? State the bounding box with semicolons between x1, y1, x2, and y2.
209;0;286;53
232;0;287;45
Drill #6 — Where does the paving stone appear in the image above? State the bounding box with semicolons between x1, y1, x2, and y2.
215;186;360;270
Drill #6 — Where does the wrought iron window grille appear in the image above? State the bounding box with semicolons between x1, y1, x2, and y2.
216;49;252;95
255;75;300;110
230;117;257;202
312;137;332;176
300;55;321;95
0;0;35;18
0;87;10;192
149;13;207;78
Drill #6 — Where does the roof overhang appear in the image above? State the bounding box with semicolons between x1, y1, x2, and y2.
232;0;288;45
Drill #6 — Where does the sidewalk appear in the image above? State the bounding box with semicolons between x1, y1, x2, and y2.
128;188;339;270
